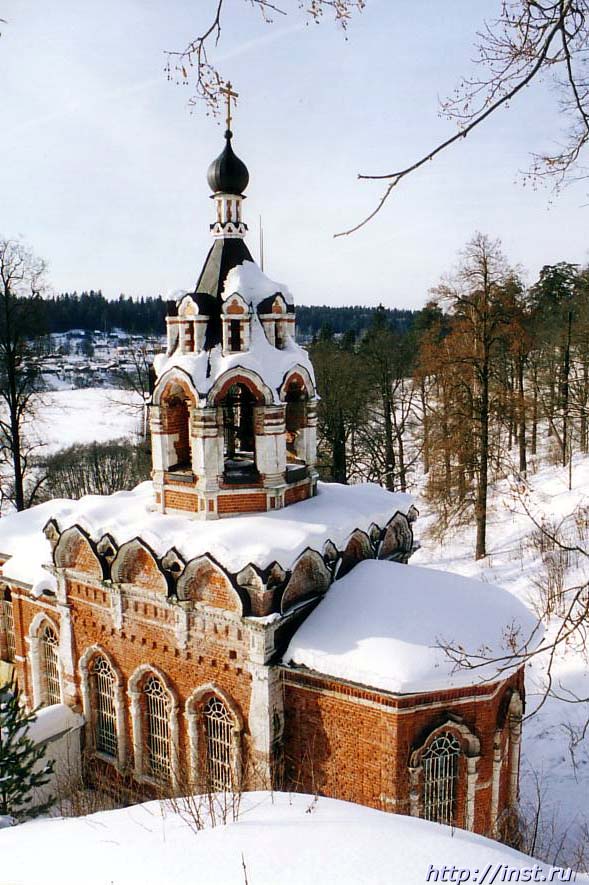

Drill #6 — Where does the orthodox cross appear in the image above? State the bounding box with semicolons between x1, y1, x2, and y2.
220;81;239;131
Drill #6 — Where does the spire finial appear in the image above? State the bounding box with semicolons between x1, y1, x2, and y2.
219;81;239;132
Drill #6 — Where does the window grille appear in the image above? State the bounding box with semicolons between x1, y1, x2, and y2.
1;597;15;662
422;732;461;825
204;696;234;791
90;656;117;758
144;676;170;781
40;626;60;705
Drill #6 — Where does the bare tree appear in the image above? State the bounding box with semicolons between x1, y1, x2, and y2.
0;239;47;511
170;2;589;233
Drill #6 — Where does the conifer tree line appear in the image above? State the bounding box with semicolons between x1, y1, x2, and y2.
310;233;589;560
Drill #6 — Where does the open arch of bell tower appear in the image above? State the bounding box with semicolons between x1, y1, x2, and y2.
149;122;318;519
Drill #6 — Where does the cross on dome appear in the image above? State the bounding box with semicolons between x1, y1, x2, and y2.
219;81;239;132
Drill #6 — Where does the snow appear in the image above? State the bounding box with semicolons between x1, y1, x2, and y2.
0;482;413;594
26;704;84;744
153;261;313;403
32;388;144;454
221;260;293;308
0;791;578;885
411;450;589;862
285;559;539;693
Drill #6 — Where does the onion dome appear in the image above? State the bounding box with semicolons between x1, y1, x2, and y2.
207;130;249;195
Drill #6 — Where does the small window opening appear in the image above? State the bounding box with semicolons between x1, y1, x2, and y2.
229;320;241;352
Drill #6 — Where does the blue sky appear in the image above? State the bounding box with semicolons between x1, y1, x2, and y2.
1;1;587;309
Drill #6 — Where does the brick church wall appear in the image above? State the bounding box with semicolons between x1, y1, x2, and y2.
281;666;524;836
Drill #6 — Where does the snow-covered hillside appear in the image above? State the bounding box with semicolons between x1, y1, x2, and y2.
413;455;589;867
0;792;580;885
33;388;144;453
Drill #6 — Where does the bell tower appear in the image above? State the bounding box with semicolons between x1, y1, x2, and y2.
149;93;318;519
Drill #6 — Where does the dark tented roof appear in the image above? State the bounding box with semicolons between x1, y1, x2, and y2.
193;238;254;349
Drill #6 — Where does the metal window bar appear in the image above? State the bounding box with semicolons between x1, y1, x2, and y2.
422;732;461;825
204;696;233;792
1;599;16;662
144;676;171;782
41;627;60;706
91;656;118;758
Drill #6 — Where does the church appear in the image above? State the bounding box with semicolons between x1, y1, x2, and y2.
0;96;534;838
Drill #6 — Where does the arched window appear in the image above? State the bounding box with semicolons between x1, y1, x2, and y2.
203;696;234;791
89;656;117;758
422;732;461;825
1;589;15;663
144;675;171;782
40;625;60;706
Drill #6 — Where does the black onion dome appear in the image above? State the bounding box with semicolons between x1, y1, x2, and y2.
207;130;249;195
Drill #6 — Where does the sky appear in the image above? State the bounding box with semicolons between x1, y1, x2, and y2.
1;0;588;310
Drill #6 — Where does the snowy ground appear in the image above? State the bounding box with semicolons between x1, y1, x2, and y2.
0;792;581;885
28;388;144;454
412;453;589;867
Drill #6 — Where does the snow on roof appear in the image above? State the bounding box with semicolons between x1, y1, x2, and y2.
26;704;84;744
0;482;413;595
285;559;539;694
154;311;313;403
0;791;565;885
153;260;311;403
221;260;293;308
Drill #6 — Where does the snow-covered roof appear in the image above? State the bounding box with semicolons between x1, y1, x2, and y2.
0;791;565;885
221;261;293;308
285;559;539;694
153;262;312;404
26;704;84;744
0;482;413;597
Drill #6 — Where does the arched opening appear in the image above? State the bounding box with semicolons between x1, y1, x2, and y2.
143;674;172;783
40;624;60;706
422;732;461;825
203;695;234;791
220;382;259;484
88;655;118;759
284;379;308;481
158;379;195;476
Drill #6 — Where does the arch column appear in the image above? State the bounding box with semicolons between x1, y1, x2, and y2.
192;406;222;491
254;404;286;485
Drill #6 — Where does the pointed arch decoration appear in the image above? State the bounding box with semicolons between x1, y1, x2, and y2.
176;554;244;614
152;367;199;407
278;365;316;402
335;529;373;580
110;538;168;595
281;548;332;614
207;367;274;406
53;525;102;579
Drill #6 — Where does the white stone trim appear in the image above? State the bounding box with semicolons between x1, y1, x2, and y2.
27;611;63;708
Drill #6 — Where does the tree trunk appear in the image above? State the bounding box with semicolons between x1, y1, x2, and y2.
475;360;490;560
420;379;430;474
332;408;347;484
518;354;527;475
